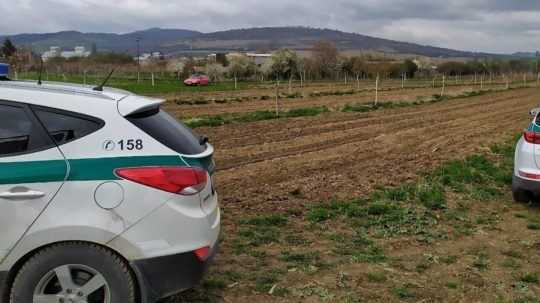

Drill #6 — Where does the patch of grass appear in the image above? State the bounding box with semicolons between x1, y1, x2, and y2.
185;106;329;128
271;286;290;297
307;200;364;223
331;233;387;263
238;227;280;247
249;250;268;259
235;214;290;248
367;201;397;215
501;258;521;269
521;273;540;284
241;214;288;227
367;271;387;283
393;285;415;300
526;222;540;230
417;183;446;210
285;234;311;246
441;255;458;265
342;101;409;113
502;250;524;259
350;245;387;263
446;281;459;289
280;251;320;267
254;272;280;293
472;253;490;271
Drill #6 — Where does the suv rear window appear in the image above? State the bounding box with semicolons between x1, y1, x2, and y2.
0;103;53;156
127;108;206;155
32;107;105;145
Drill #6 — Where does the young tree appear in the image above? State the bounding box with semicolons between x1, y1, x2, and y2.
311;41;338;79
216;53;229;67
1;39;17;58
349;56;366;88
205;63;226;82
182;58;197;78
269;48;299;80
400;59;418;78
227;55;257;79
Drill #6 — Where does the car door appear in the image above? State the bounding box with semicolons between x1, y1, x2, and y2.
0;101;67;262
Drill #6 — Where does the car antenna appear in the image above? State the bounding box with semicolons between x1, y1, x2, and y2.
93;69;115;92
37;59;44;85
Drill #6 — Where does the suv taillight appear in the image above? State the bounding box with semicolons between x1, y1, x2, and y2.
115;166;208;195
524;131;540;144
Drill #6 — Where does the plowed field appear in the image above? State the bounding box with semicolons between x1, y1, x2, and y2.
164;83;507;118
167;87;540;303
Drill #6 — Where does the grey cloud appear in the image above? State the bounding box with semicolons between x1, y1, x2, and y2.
1;0;540;53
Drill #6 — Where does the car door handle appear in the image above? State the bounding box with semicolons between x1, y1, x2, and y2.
0;190;46;200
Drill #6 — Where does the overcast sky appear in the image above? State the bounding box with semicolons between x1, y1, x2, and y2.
1;0;539;54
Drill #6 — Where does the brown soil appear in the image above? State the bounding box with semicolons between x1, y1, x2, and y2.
163;84;507;118
167;87;540;303
207;88;534;212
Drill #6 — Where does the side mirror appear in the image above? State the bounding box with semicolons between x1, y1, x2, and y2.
530;108;540;116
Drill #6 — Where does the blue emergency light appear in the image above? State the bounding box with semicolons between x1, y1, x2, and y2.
0;63;9;77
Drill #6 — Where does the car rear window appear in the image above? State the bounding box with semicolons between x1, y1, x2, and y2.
0;103;53;156
32;107;105;145
127;108;206;155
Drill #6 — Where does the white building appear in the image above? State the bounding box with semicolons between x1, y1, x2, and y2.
246;53;272;66
134;52;164;64
42;46;91;61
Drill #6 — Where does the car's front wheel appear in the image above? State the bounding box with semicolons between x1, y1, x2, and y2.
10;242;136;303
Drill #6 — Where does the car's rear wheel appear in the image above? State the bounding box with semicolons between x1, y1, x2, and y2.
10;242;136;303
513;188;532;203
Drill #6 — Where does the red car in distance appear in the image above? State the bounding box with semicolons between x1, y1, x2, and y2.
184;74;210;86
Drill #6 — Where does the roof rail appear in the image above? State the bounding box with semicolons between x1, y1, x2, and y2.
0;80;119;100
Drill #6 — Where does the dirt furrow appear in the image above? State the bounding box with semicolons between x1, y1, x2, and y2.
166;85;503;118
202;88;530;150
213;89;533;169
213;88;539;213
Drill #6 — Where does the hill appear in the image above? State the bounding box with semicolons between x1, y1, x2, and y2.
0;28;201;54
0;26;504;58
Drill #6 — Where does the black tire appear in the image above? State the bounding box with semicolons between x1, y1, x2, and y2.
513;188;532;203
10;242;136;303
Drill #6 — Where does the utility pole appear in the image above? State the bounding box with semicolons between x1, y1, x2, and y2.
136;38;141;83
536;51;540;74
375;73;379;105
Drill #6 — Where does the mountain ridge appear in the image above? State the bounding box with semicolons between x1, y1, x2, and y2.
0;26;510;58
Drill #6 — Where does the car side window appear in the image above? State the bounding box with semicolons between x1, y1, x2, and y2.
0;103;52;156
32;107;104;145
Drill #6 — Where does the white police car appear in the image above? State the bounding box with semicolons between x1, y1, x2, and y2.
0;64;220;303
513;107;540;203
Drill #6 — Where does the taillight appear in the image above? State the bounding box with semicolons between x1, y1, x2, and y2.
115;166;208;195
194;246;210;261
524;131;540;144
519;170;540;180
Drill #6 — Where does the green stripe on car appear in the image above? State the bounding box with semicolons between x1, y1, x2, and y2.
529;123;540;132
0;156;186;185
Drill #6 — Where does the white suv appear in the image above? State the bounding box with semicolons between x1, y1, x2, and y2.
0;70;220;303
513;107;540;203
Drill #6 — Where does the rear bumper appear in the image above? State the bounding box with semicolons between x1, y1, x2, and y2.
132;242;219;303
513;175;540;194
